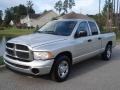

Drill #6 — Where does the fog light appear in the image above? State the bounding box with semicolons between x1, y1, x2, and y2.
31;68;39;75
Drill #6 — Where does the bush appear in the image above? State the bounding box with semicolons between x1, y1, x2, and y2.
0;57;4;65
0;27;5;30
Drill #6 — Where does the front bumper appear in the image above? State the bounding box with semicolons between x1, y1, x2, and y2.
3;55;54;75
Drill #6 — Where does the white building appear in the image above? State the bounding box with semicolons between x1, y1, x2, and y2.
20;10;58;27
9;20;14;26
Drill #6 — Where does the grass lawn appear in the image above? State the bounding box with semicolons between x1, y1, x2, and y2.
0;27;36;37
116;32;120;45
0;57;4;65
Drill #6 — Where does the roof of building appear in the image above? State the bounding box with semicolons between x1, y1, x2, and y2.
59;12;94;20
21;10;57;19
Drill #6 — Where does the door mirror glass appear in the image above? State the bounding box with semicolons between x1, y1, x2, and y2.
75;22;89;38
75;30;87;38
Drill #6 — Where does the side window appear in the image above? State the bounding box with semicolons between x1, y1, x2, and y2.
75;22;89;38
88;21;98;35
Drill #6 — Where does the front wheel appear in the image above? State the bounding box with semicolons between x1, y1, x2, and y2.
51;55;71;82
102;44;112;61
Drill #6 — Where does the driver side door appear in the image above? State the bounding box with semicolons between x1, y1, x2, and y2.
73;21;93;63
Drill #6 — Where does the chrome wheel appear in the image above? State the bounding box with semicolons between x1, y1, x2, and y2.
102;45;112;60
51;55;71;82
58;61;69;79
107;48;111;58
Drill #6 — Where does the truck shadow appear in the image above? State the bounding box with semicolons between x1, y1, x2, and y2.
68;48;119;80
69;55;109;79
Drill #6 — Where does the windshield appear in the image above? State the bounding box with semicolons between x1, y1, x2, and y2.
37;21;77;36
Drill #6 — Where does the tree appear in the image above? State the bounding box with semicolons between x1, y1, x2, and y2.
102;0;113;31
54;0;75;14
63;0;69;13
18;4;27;15
4;8;12;25
54;0;62;14
102;0;113;18
62;0;75;13
3;2;35;25
27;1;35;14
10;5;28;23
0;10;3;25
43;10;48;13
68;0;75;10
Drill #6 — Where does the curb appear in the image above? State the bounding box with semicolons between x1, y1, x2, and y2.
115;45;120;48
0;65;5;69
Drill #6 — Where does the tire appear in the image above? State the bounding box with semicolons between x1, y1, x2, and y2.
102;44;112;61
51;55;71;82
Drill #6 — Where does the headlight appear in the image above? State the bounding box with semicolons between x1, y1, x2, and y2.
33;51;53;60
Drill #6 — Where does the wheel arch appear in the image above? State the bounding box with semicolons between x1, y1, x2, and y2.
106;41;113;48
54;51;73;64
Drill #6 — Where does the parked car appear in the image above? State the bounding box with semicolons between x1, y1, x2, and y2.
4;19;116;82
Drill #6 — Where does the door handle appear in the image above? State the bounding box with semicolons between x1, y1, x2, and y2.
98;37;102;40
88;39;92;42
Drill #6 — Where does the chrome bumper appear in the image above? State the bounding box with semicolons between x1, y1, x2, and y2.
3;55;54;75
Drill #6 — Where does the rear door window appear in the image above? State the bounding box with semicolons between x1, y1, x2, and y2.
88;21;98;35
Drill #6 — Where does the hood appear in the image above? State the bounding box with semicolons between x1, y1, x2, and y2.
8;33;68;48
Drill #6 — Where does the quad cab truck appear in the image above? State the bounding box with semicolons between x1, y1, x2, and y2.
4;19;116;82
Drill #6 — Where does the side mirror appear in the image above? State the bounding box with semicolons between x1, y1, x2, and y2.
75;30;87;38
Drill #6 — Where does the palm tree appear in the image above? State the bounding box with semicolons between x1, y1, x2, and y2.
99;0;101;14
98;0;101;24
54;0;62;14
116;0;119;31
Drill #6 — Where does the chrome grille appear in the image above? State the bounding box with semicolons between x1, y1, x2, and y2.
6;43;32;61
6;43;14;48
16;51;29;59
6;48;14;56
16;44;29;51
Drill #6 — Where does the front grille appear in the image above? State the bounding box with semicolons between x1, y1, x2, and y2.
16;51;29;59
6;43;32;61
6;48;14;56
6;43;14;48
16;44;29;51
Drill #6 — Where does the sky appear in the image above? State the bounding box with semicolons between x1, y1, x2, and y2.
0;0;105;15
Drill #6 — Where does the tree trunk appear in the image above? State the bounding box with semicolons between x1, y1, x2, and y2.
116;0;119;32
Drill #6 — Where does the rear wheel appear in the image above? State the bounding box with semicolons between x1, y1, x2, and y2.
102;44;112;61
51;55;71;82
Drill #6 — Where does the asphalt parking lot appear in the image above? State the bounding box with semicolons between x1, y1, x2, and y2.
0;46;120;90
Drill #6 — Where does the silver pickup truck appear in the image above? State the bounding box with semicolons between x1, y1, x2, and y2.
4;19;116;82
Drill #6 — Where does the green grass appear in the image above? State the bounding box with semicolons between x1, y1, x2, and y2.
0;57;4;65
0;27;36;37
116;32;120;45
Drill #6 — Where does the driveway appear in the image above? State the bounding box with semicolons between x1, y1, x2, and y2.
0;46;120;90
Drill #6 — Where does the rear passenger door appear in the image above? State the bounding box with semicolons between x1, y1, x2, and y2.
88;21;101;53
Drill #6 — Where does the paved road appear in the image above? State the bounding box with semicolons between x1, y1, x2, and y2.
0;46;120;90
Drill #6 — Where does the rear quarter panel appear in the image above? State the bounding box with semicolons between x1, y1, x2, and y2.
101;32;116;49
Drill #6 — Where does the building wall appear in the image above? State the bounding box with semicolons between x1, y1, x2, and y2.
20;11;58;27
20;15;31;26
31;11;58;27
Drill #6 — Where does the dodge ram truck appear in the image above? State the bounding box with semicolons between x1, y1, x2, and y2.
4;19;116;82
